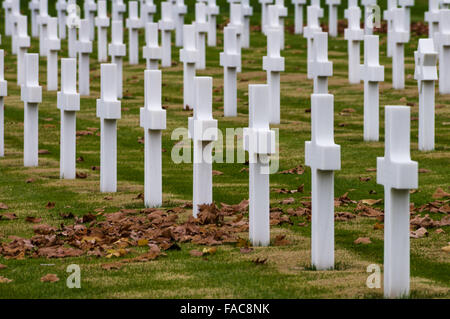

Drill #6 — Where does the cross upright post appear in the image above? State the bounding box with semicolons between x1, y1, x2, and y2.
56;0;67;39
377;105;418;298
292;0;307;35
0;50;7;157
360;35;384;141
46;17;61;91
344;0;364;84
228;3;244;71
259;0;273;35
140;70;167;207
425;0;440;44
195;2;209;70
28;0;40;38
304;0;324;79
84;0;97;41
96;64;122;193
95;0;110;62
37;0;49;57
143;22;162;70
141;0;157;25
437;8;450;94
174;0;187;47
384;0;397;57
305;93;341;270
188;77;218;217
10;0;20;55
21;53;42;167
220;26;241;117
67;0;79;59
241;0;254;49
207;0;220;46
57;58;80;179
16;15;31;86
126;1;143;65
326;0;341;37
159;1;175;67
391;7;409;89
112;0;127;22
2;0;13;36
180;24;199;110
361;0;377;35
311;32;332;94
108;20;126;99
414;39;438;151
77;19;93;96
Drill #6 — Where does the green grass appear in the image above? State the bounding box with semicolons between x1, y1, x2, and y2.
0;0;449;298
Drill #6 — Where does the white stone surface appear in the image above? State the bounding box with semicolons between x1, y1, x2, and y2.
57;58;80;179
0;50;7;157
399;0;414;36
244;84;276;247
29;0;40;38
180;24;199;110
159;1;175;67
126;1;142;65
384;0;397;57
174;0;187;47
259;0;273;35
304;0;323;79
56;0;67;39
10;0;20;55
2;0;13;36
141;0;157;25
21;53;42;167
16;15;31;86
95;0;110;62
77;19;93;96
67;0;78;58
241;0;253;49
112;0;126;22
96;63;121;193
140;70;166;207
229;3;244;72
425;0;440;45
377;105;418;298
311;32;332;94
344;1;364;84
207;0;220;46
108;20;126;99
84;0;97;41
292;0;306;35
143;22;162;70
188;77;218;217
414;39;438;151
437;9;450;94
391;7;408;89
305;93;341;270
46;17;61;91
195;2;209;70
220;26;241;117
326;0;341;37
37;0;49;57
361;0;377;35
360;35;384;141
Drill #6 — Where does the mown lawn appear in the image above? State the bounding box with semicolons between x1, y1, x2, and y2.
0;0;449;298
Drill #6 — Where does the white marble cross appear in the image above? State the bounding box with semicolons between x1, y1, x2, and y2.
141;0;157;25
159;1;175;67
67;0;79;58
414;39;438;151
140;70;166;207
195;2;209;70
399;0;414;36
229;3;244;70
10;0;20;55
16;15;31;86
21;53;42;167
377;105;418;298
56;0;67;39
241;0;253;49
112;0;127;22
292;0;306;35
0;50;7;157
361;0;377;35
384;0;397;57
391;7;409;89
304;0;323;79
207;0;220;46
311;32;332;94
425;0;440;44
143;22;162;70
180;24;199;110
77;19;93;96
259;0;273;35
220;26;241;117
108;20;126;99
46;17;61;91
126;1;143;65
360;35;384;141
326;0;341;37
437;8;450;94
244;84;275;246
188;76;218;217
174;0;187;47
2;0;13;36
28;0;40;38
264;8;285;125
37;0;49;57
57;58;80;179
344;0;364;84
305;93;341;270
84;0;97;41
96;63;122;193
95;0;110;62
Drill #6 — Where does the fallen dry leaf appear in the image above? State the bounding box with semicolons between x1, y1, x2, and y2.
360;199;382;206
0;264;6;269
373;222;384;230
0;276;13;283
432;188;450;199
251;257;268;265
212;170;224;176
280;197;295;205
40;274;59;282
189;249;204;257
442;246;450;253
25;216;42;223
435;228;445;234
354;237;372;245
0;203;8;210
45;202;55;209
0;213;18;220
274;235;291;246
240;247;253;254
410;227;428;239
